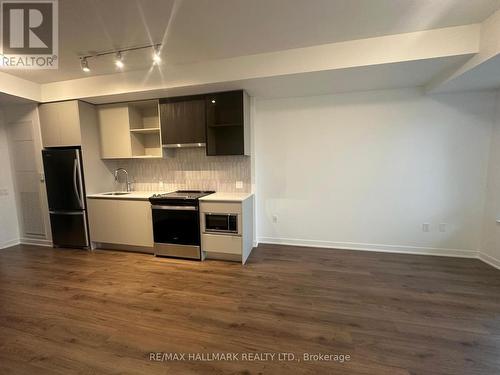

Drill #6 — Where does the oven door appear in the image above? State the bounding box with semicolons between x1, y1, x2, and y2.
152;205;201;259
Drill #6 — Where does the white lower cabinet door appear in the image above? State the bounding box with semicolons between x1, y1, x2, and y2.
87;199;120;244
116;200;153;247
87;199;153;247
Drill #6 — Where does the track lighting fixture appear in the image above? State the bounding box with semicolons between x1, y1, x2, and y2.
80;57;90;72
79;43;161;74
115;52;124;69
152;45;161;64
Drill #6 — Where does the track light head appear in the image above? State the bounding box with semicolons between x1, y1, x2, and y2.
152;45;161;64
79;43;162;72
115;52;124;69
81;57;90;72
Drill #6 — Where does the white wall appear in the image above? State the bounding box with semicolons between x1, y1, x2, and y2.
254;88;497;256
480;90;500;268
0;109;20;248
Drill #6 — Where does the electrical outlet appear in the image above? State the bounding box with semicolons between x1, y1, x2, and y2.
422;223;430;232
272;215;278;223
439;223;446;232
235;181;243;189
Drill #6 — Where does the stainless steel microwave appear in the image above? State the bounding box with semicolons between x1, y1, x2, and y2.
204;213;239;234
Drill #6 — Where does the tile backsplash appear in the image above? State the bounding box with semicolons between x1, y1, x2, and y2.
105;148;251;193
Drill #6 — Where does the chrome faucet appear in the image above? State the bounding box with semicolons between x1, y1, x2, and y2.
114;168;132;192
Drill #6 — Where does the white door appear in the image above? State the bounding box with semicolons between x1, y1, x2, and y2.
7;121;48;240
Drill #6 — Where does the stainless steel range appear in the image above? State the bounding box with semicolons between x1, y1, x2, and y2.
149;190;215;260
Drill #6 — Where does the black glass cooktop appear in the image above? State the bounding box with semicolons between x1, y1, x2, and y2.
150;190;215;202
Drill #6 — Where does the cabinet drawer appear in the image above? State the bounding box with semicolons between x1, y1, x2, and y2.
202;233;242;255
200;201;241;215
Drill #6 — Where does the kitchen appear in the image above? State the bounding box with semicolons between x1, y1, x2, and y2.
39;91;255;264
1;1;500;374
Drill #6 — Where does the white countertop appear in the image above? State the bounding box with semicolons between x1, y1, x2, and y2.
86;191;172;201
87;191;254;202
199;192;254;202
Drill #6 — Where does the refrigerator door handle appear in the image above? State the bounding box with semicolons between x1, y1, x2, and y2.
49;210;85;215
75;154;86;209
73;158;83;209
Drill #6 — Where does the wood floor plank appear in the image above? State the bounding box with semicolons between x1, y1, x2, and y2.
0;244;499;374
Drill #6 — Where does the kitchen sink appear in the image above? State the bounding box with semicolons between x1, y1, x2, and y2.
103;192;130;196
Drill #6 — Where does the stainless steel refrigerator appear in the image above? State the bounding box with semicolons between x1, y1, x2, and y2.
42;148;89;248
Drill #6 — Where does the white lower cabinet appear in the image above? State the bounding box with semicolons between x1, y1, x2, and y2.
87;198;153;248
200;196;254;264
202;233;243;255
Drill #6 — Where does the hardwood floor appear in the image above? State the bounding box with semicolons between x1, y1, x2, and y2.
0;244;499;375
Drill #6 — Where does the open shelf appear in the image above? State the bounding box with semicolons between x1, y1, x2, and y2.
131;132;162;157
130;127;160;134
128;100;160;130
206;126;244;156
130;155;162;159
129;100;162;157
98;99;163;159
205;90;248;156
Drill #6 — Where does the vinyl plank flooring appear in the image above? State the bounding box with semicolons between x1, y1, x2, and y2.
0;244;499;374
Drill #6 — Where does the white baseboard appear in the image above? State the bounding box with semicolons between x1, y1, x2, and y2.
478;252;500;270
258;237;478;258
5;235;499;271
20;237;52;247
0;238;21;249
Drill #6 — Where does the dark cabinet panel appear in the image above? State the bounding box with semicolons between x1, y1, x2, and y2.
49;212;89;248
206;91;243;126
160;95;206;146
206;90;249;156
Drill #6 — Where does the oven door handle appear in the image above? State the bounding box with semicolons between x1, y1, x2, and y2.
151;205;198;211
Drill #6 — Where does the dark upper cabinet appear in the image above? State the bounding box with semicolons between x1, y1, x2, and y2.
160;95;206;147
206;90;250;156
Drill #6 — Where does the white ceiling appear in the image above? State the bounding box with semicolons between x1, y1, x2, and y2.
4;0;500;84
81;55;471;104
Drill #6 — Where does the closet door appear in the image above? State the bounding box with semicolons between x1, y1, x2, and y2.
7;121;46;238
